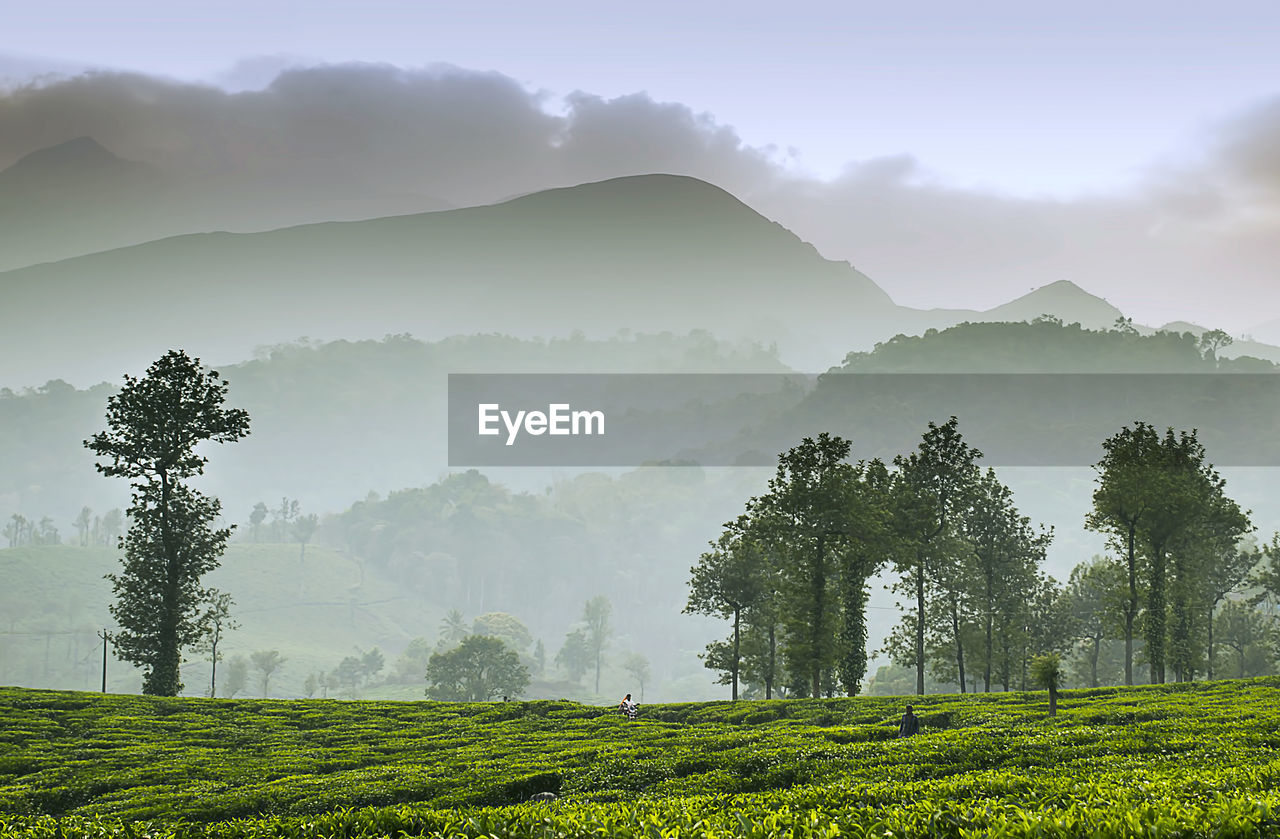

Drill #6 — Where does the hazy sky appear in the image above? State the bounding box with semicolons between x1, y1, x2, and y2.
7;0;1277;194
3;0;1280;331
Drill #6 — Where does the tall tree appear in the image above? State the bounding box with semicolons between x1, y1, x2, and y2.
250;649;286;697
750;433;873;698
1065;558;1126;688
963;470;1049;691
85;350;250;696
1167;482;1251;682
892;417;982;695
249;502;268;543
439;609;470;647
621;652;651;702
1202;540;1260;680
686;516;764;700
1086;422;1209;685
292;513;319;563
74;506;93;547
193;592;237;698
582;595;612;694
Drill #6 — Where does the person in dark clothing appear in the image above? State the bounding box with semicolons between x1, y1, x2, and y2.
898;704;919;737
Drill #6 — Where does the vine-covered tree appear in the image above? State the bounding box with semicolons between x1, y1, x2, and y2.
85;350;250;696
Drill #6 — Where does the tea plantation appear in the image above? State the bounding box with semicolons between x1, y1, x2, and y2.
1;678;1278;837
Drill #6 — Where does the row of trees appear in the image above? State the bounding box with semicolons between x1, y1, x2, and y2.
3;508;125;549
246;498;319;555
688;420;1022;698
688;417;1263;698
3;514;62;547
1085;422;1254;683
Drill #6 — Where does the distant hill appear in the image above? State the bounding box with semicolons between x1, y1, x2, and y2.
0;173;903;386
6;161;1280;387
0;136;452;274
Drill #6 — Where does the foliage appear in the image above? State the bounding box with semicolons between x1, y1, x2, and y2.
426;636;530;701
84;350;251;696
1;678;1280;836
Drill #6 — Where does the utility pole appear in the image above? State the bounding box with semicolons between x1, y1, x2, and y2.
97;629;110;693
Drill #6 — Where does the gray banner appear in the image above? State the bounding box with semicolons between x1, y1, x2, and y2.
447;373;1280;467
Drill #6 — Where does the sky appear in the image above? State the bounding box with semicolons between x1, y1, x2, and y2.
3;0;1280;331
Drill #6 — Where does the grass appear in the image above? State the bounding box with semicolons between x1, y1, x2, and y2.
1;677;1279;836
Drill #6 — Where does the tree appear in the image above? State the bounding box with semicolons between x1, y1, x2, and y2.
273;498;299;541
685;517;764;700
1065;558;1125;688
621;652;651;702
74;506;93;547
84;350;250;696
292;514;319;563
582;596;612;694
892;417;982;695
749;433;881;698
426;635;530;701
1029;653;1062;716
472;613;533;653
192;592;237;698
1214;600;1272;678
1086;423;1216;684
249;502;268;543
222;655;248;698
555;628;591;683
1198;329;1233;362
1204;542;1262;680
963;470;1049;691
360;647;385;683
439;609;470;648
251;649;285;697
333;655;364;697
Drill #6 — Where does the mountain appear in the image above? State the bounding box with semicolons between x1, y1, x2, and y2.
0;137;453;273
977;279;1124;329
0;173;899;386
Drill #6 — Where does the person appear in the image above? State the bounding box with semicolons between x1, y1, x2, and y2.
898;704;919;738
619;693;637;720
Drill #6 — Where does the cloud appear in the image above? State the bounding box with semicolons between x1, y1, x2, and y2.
0;60;1277;330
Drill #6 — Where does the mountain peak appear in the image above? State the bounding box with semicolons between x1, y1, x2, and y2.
983;280;1124;329
0;137;150;192
6;136;115;170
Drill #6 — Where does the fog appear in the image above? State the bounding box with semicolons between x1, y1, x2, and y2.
1;63;1278;702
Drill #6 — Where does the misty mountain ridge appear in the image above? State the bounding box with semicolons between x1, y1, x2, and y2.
4;160;1279;386
0;135;453;273
0;173;901;386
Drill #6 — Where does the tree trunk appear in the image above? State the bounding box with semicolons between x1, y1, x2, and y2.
984;567;993;692
1207;596;1218;681
1048;681;1058;717
731;606;741;701
915;549;926;695
766;622;776;700
810;532;826;700
950;591;966;693
1147;540;1167;684
1089;633;1101;688
210;634;219;698
1122;521;1136;685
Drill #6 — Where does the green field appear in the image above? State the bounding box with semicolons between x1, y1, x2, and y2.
1;678;1278;837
